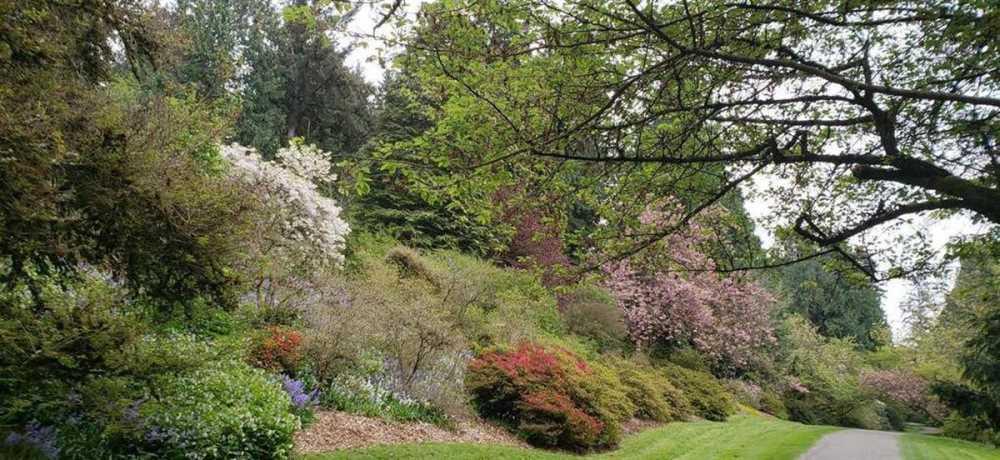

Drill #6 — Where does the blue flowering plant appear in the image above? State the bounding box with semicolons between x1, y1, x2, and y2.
281;375;320;424
4;421;60;459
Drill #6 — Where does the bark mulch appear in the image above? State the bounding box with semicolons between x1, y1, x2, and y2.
294;410;528;454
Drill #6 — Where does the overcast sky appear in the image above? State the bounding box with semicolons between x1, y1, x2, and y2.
338;4;989;341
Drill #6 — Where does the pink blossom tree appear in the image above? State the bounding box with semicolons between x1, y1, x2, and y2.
860;369;947;420
602;202;775;371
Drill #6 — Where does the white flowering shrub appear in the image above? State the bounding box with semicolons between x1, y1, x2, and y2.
222;142;349;266
220;142;349;314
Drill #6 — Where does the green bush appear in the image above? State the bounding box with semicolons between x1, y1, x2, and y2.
659;363;737;421
559;284;628;352
941;412;999;445
0;267;145;425
605;357;689;422
466;343;633;450
759;390;790;419
141;361;298;459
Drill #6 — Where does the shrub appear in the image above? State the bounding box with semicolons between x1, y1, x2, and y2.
3;422;60;459
385;246;439;287
605;357;689;422
250;326;304;373
466;343;632;450
724;379;764;410
141;362;298;459
659;363;737;421
559;284;628;352
0;267;145;425
758;390;790;419
602;203;776;372
941;412;999;445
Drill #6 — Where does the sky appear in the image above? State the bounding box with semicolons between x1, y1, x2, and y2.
338;5;989;341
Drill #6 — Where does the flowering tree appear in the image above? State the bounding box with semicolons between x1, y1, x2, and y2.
603;203;775;371
860;369;946;420
222;141;350;309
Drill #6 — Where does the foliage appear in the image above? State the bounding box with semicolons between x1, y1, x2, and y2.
3;422;60;459
0;266;144;425
861;369;944;420
466;343;633;450
605;357;689;422
498;193;573;287
396;0;1000;278
558;284;628;353
140;362;298;459
321;372;449;426
776;316;883;429
771;248;889;350
223;142;348;267
250;326;304;373
658;363;737;422
940;412;999;446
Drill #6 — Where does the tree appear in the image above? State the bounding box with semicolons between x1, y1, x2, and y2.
395;0;1000;279
603;202;776;374
278;0;372;155
772;245;888;350
346;70;509;254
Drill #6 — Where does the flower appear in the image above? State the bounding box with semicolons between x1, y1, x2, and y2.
5;421;60;459
222;143;350;265
281;375;319;409
602;201;775;371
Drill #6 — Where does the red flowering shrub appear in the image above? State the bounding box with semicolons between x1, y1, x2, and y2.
466;343;632;450
250;326;303;372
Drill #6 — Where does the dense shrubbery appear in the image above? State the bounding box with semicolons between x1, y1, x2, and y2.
603;204;775;372
659;363;737;421
321;372;449;425
559;284;629;352
250;326;305;373
139;362;299;459
466;343;633;450
605;357;690;422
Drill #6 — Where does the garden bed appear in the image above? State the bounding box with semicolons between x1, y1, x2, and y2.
294;411;526;453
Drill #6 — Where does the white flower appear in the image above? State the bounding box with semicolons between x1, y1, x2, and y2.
221;143;350;265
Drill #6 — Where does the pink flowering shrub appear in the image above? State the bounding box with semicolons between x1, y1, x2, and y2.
602;202;775;371
860;369;947;419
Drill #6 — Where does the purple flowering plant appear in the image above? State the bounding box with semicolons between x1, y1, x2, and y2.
281;375;319;410
5;421;60;459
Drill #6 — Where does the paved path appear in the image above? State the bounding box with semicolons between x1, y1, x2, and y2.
800;429;902;460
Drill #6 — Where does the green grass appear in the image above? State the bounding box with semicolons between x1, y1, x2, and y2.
302;414;838;460
901;433;1000;460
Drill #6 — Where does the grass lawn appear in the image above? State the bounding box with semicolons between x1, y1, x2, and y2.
901;433;1000;460
302;414;838;460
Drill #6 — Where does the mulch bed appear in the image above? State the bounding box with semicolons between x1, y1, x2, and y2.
294;411;528;454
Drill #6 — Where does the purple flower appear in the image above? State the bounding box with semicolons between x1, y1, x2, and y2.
281;375;319;409
144;426;178;444
5;421;60;459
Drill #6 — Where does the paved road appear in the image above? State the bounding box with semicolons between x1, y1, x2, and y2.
800;429;902;460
